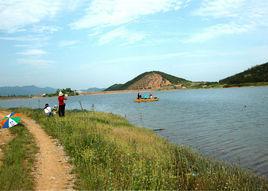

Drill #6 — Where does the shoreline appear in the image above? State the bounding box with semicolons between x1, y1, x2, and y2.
1;84;268;100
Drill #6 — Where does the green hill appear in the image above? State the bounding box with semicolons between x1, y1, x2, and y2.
219;62;268;85
105;71;190;91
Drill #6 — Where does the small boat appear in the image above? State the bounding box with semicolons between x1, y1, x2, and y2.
134;97;159;103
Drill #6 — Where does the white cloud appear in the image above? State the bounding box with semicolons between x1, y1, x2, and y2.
32;25;60;34
59;40;80;47
0;0;87;32
184;23;251;43
194;0;268;22
17;59;53;66
0;0;65;32
188;0;268;42
0;35;46;42
98;27;146;45
194;0;246;18
65;0;87;11
14;44;32;48
71;0;187;29
18;49;47;56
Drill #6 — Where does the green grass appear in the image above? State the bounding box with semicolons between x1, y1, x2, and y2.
14;108;268;190
0;124;38;190
222;82;268;88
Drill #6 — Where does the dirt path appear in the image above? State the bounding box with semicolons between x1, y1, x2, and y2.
0;111;75;190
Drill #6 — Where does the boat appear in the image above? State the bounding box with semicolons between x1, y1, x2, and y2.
134;97;159;103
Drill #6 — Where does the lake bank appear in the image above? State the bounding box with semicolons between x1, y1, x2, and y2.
3;108;268;190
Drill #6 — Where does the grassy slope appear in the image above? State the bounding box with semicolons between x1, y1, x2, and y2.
0;124;38;190
220;62;268;84
14;108;268;190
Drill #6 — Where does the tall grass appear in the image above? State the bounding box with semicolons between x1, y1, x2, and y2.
0;124;38;190
15;108;268;190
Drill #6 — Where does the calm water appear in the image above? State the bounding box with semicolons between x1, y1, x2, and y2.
1;87;268;177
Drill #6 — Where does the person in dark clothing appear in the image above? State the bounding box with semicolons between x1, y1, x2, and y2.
58;92;67;117
137;92;141;99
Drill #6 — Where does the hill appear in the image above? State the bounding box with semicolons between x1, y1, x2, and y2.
80;87;105;92
105;71;190;91
219;62;268;85
0;85;56;96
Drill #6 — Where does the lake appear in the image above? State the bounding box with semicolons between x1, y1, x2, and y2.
1;87;268;177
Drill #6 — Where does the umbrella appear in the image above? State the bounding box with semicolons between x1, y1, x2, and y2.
1;112;21;129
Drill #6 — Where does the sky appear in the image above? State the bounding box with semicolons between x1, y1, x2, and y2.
0;0;268;89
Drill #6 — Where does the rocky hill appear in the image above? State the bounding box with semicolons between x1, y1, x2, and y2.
105;71;190;91
219;62;268;84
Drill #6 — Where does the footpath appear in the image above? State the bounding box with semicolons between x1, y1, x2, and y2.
0;111;75;190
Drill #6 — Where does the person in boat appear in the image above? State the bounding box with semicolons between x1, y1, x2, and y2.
137;92;141;99
143;94;149;99
149;94;153;99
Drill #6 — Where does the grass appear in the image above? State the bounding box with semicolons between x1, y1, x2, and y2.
222;82;268;88
0;124;38;190
13;108;268;190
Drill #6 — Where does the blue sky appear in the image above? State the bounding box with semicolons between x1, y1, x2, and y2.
0;0;268;89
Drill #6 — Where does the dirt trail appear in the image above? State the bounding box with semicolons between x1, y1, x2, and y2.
0;111;75;190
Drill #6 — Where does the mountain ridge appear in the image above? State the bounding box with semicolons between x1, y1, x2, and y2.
219;62;268;84
0;85;57;96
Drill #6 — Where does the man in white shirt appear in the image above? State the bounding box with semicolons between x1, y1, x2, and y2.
44;103;52;116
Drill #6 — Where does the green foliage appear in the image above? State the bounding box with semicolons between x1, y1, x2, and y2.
220;62;268;84
105;71;190;91
105;84;124;91
188;82;223;89
0;124;38;190
153;71;190;84
13;108;268;190
46;88;79;97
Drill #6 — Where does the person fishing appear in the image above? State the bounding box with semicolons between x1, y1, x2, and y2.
43;103;52;116
58;91;67;117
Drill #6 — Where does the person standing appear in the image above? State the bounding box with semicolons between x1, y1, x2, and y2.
58;91;67;117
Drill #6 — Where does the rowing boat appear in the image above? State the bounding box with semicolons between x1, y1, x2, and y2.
134;97;159;103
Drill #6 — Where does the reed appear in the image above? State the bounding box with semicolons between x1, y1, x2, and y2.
14;108;268;190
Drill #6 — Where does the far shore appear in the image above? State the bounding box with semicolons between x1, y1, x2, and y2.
1;83;268;100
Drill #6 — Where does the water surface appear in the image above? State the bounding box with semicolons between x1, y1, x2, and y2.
1;87;268;177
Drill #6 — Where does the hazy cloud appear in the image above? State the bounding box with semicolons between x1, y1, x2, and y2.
184;23;251;43
98;27;146;45
186;0;268;42
194;0;246;18
71;0;188;29
17;59;54;66
17;49;47;56
58;40;80;47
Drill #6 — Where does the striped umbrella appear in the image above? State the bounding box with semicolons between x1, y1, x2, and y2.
1;112;21;129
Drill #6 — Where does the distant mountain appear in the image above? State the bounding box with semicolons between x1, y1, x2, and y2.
105;71;190;91
0;85;56;96
80;87;105;92
219;62;268;84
